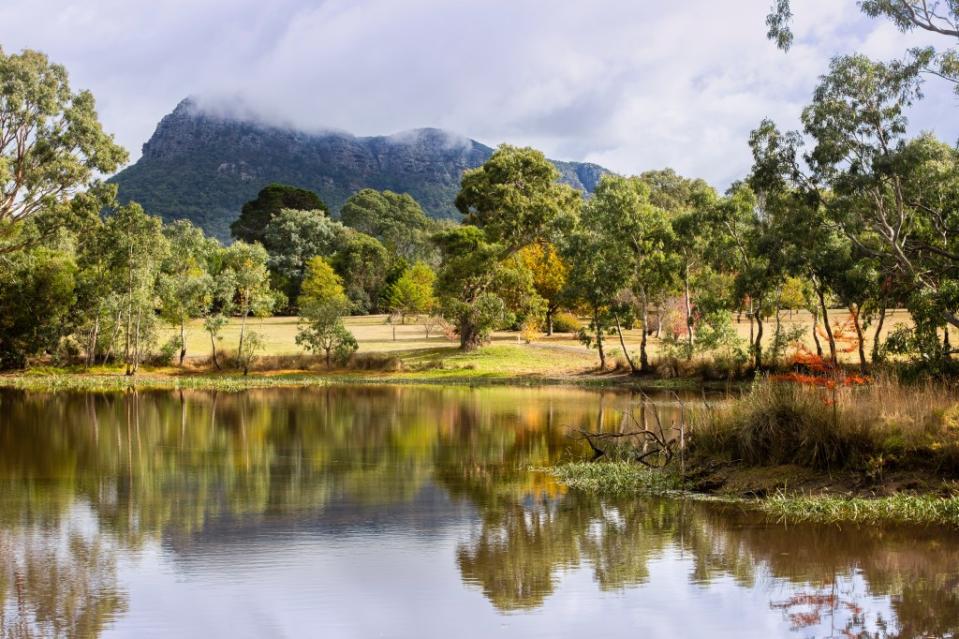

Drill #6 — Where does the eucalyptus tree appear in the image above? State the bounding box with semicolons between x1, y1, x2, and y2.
340;189;438;263
433;226;512;350
158;220;218;365
749;54;958;359
638;170;717;359
101;203;168;375
704;184;789;370
563;221;629;370
296;256;357;367
566;175;674;372
767;0;959;93
230;183;328;245
218;241;274;362
263;208;346;308
0;48;128;255
437;145;580;350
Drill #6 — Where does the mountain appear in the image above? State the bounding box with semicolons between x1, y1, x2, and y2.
109;98;610;241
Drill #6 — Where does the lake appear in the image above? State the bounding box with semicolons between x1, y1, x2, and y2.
0;385;957;638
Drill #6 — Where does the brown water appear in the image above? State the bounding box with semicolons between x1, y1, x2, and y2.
0;386;956;638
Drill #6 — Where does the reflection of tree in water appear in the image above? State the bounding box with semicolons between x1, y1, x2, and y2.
2;387;959;636
0;510;126;638
454;493;959;636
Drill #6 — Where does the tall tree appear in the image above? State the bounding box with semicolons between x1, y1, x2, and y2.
230;183;328;245
296;256;357;367
518;243;569;336
437;145;579;350
455;144;580;251
158;220;216;365
262;208;346;308
767;0;959;93
388;262;436;325
101;203;168;375
340;189;437;262
0;48;127;254
331;230;391;313
219;241;274;361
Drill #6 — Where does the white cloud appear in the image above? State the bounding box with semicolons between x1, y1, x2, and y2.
1;0;956;188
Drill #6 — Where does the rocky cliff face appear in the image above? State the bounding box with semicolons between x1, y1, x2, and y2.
110;98;609;241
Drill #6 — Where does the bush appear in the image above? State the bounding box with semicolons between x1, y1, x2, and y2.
551;312;580;333
148;337;181;366
691;377;959;473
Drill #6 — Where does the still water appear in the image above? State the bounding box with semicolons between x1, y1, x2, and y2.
0;385;957;638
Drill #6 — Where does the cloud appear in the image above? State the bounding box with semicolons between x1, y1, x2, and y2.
1;0;956;188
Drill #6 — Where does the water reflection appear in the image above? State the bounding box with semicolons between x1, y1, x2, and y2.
0;386;956;638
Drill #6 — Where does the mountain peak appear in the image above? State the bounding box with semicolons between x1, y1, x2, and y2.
112;100;610;241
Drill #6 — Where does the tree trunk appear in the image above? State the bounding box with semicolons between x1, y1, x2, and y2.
811;310;823;357
683;264;694;358
459;321;483;351
773;299;782;362
639;289;650;373
945;326;952;358
545;306;554;336
209;331;221;370
594;310;606;370
871;306;886;363
850;304;867;373
753;313;764;371
237;309;248;364
179;317;187;366
86;315;100;369
817;287;837;365
614;314;637;374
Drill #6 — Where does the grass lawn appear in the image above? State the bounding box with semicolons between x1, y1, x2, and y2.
164;309;941;367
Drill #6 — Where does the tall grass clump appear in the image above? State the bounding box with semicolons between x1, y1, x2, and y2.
691;376;959;474
544;462;682;494
763;493;959;526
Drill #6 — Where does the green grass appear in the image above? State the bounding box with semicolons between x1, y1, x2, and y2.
543;462;683;495
762;492;959;526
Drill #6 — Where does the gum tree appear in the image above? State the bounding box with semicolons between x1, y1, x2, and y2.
0;48;127;254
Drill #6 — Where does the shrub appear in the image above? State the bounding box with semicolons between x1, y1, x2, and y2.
550;312;580;333
690;377;959;474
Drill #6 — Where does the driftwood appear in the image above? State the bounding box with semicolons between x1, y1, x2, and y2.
575;391;690;470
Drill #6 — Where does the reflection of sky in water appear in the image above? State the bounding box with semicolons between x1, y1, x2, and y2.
0;387;953;638
108;499;897;638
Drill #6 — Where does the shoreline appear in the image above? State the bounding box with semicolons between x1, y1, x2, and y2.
543;461;959;527
0;368;739;393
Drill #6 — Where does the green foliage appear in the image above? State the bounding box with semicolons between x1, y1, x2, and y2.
158;220;216;364
298;256;349;311
263;208;345;307
767;1;959;95
0;247;77;368
456;144;580;250
388;262;436;320
340;189;437;262
101;202;169;374
230;183;328;245
296;302;358;367
433;226;526;349
546;462;681;495
331;231;391;313
0;48;128;254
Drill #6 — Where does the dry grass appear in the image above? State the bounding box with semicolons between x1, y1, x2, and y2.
161;309;951;370
691;376;959;473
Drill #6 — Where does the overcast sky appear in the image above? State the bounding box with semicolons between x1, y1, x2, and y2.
2;0;957;187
